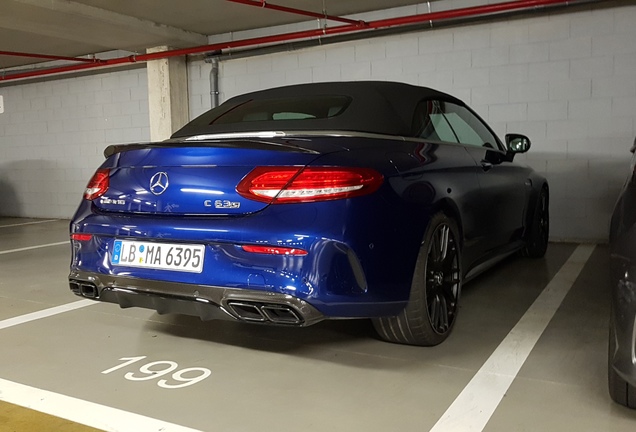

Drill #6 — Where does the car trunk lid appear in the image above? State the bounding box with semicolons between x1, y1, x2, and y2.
94;139;337;216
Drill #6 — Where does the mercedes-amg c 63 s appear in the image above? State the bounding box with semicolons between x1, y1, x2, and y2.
69;81;549;346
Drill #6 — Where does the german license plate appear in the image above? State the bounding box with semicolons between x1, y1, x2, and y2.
111;240;205;273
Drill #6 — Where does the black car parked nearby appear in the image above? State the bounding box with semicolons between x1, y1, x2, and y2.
609;137;636;408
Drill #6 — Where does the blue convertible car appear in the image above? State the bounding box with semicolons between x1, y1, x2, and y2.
69;81;549;346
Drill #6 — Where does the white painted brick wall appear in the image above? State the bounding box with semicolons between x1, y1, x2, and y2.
386;37;418;59
472;46;509;68
185;2;636;241
509;82;549;103
509;43;549;65
593;76;636;98
0;68;150;218
419;32;454;54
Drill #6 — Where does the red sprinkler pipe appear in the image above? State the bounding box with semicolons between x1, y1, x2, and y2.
366;0;578;28
0;50;105;63
0;0;580;82
226;0;366;27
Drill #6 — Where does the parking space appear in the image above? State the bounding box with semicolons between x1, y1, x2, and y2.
1;218;635;431
0;219;71;320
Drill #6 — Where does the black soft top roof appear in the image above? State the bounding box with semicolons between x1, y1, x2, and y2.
172;81;464;138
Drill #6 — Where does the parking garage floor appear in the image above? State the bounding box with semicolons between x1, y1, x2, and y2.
1;217;636;431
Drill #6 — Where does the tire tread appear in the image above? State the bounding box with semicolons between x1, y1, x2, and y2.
372;212;460;346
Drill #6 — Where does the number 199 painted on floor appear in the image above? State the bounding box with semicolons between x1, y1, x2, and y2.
101;356;211;389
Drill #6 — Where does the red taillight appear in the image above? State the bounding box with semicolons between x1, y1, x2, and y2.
237;166;383;203
71;233;93;241
241;245;308;255
84;169;110;200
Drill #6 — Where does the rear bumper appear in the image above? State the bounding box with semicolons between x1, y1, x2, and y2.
69;205;416;318
69;270;326;326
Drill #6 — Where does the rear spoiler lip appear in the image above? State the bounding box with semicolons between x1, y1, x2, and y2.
103;130;407;158
103;137;321;158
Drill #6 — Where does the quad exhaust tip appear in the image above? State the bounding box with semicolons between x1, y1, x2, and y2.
69;280;98;299
227;301;303;325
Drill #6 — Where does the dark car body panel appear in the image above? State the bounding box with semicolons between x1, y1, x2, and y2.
609;163;636;390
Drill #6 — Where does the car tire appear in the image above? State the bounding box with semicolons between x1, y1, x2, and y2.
523;187;549;258
373;212;461;346
608;317;636;408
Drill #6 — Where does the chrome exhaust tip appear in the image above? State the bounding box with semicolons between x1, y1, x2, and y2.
227;302;267;322
69;280;98;299
80;283;98;298
226;301;303;325
260;305;302;325
69;281;81;294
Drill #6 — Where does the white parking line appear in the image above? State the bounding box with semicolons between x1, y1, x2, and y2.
0;301;203;431
0;219;59;228
0;300;96;330
429;244;595;432
0;241;69;255
0;378;203;432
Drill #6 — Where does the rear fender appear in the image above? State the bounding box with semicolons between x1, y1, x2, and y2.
430;198;464;250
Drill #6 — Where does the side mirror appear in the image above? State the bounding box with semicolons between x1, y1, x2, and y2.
505;134;531;154
630;137;636;154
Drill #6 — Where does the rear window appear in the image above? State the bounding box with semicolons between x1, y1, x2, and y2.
210;96;351;125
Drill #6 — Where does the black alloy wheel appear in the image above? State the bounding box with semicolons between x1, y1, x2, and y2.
373;212;462;346
425;222;461;335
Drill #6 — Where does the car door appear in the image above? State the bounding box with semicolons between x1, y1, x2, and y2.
409;99;489;269
416;101;531;258
437;101;530;256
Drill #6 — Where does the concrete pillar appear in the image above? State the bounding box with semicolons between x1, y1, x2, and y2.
146;46;189;141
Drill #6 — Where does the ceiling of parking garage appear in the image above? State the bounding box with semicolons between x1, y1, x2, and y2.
0;0;425;69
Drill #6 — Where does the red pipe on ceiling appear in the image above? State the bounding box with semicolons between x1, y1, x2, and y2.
0;50;105;64
226;0;367;27
0;0;579;82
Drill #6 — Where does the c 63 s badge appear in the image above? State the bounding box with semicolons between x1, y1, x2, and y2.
205;200;241;209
